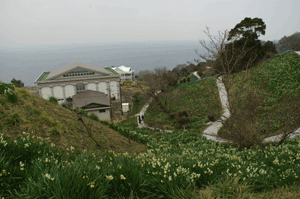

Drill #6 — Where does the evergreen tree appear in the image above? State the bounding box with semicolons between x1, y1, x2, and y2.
11;78;24;87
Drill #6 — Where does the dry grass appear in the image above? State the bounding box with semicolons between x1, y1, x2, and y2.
0;87;148;160
195;181;300;199
121;80;150;94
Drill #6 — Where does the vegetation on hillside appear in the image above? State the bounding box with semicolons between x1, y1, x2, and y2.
144;76;222;132
218;50;300;143
275;31;300;52
1;16;300;198
1;121;300;198
0;81;147;162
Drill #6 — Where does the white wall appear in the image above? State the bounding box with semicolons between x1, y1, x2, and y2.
53;86;63;99
65;85;75;98
87;83;96;91
87;109;110;120
98;82;107;94
41;87;51;100
111;81;121;100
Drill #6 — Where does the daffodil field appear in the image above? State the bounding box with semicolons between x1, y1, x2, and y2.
1;120;300;198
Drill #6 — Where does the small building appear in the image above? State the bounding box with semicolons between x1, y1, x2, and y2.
106;65;135;82
72;90;111;120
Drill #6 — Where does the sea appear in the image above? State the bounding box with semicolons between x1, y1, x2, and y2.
0;40;207;87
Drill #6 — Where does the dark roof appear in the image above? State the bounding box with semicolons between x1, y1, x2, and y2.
72;90;110;108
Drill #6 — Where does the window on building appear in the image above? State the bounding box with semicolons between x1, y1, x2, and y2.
99;109;105;113
76;84;85;93
125;74;131;76
63;70;95;78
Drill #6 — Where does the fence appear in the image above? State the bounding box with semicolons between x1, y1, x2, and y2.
258;48;292;61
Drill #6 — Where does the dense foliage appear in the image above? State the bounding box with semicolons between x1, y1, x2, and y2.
11;78;24;88
1;124;300;198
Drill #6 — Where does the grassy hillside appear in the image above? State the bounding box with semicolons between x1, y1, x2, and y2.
0;85;148;160
1;116;300;198
218;50;300;139
1;51;300;198
144;76;223;132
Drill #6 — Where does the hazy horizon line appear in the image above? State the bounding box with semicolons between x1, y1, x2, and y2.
0;39;201;48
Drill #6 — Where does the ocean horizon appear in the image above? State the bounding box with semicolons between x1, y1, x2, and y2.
0;40;207;87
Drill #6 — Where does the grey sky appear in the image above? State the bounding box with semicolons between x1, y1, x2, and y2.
1;0;299;47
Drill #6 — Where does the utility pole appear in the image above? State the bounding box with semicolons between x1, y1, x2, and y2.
107;82;113;123
119;80;123;116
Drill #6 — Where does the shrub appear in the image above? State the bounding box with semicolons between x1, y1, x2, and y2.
197;70;204;77
17;89;30;99
183;78;186;83
205;67;217;76
11;78;24;87
79;108;88;117
0;82;15;94
208;113;217;121
89;113;99;122
50;128;60;137
61;103;68;109
5;90;18;103
187;77;190;82
49;97;58;104
0;82;18;103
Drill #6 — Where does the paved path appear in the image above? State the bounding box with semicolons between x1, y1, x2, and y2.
135;76;300;143
193;71;201;79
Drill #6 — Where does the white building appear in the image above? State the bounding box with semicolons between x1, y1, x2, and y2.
34;62;122;120
107;65;135;82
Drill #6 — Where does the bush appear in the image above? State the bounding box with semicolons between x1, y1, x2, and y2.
5;90;18;103
197;70;204;77
61;103;68;109
89;113;99;122
79;108;88;117
208;113;217;121
187;77;190;82
0;82;18;103
11;78;24;87
50;128;60;137
183;78;186;83
0;82;15;94
205;67;217;76
49;97;58;104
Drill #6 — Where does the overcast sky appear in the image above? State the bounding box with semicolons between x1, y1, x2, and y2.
1;0;299;47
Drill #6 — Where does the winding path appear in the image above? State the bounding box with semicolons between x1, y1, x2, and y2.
135;75;300;143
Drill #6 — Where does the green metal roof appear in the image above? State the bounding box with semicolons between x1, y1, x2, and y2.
105;67;120;75
36;72;50;82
